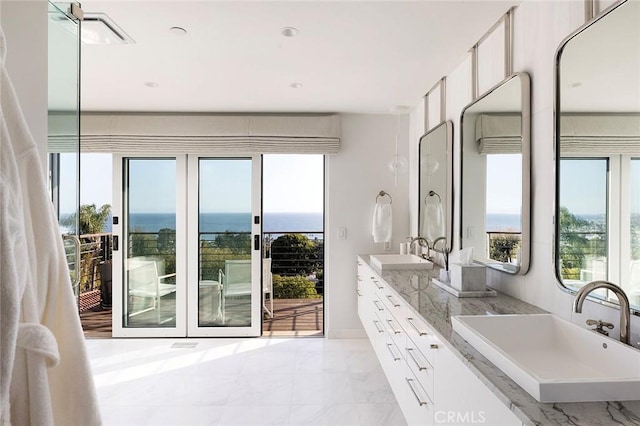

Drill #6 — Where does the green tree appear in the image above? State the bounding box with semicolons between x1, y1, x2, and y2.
489;234;520;263
214;232;251;254
62;203;111;234
558;206;595;279
271;233;319;276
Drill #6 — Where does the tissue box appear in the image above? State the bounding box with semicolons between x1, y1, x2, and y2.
450;264;486;292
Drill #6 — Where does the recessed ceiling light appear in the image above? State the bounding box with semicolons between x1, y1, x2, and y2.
281;27;299;37
169;26;187;36
145;82;159;88
390;105;409;114
290;82;303;89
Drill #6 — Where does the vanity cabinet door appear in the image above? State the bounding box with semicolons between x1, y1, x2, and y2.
433;344;521;426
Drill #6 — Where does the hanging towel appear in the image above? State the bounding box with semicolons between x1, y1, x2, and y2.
372;203;393;243
423;199;444;245
0;27;102;426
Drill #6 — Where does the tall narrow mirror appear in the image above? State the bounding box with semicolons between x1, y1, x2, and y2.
419;121;453;253
460;73;531;274
555;0;640;312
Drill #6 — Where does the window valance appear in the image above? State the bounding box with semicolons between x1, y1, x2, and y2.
48;112;341;154
475;114;522;155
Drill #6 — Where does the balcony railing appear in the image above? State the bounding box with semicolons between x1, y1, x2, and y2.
69;229;324;313
65;232;113;311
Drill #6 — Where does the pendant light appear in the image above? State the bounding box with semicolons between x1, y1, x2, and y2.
388;107;409;186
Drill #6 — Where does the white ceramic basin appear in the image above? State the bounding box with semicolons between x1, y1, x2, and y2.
451;314;640;403
370;254;433;270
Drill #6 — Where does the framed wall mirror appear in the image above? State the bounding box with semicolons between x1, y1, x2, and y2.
460;72;531;274
555;0;640;313
419;121;453;253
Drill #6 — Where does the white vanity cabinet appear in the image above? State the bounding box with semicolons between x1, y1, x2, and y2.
357;257;521;426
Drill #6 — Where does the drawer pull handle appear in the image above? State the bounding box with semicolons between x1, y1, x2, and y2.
386;295;400;307
386;343;401;361
406;378;428;406
406;317;428;336
373;301;384;311
407;348;428;371
357;290;363;297
430;344;439;349
373;320;384;334
373;280;384;290
387;319;402;334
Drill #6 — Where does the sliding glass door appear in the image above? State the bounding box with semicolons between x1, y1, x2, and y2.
112;154;261;337
188;157;261;336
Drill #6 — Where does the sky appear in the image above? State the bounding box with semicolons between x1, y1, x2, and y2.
560;159;607;216
485;154;522;214
65;153;324;215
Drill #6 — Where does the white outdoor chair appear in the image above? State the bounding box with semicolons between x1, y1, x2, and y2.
220;259;252;323
263;258;274;318
127;258;176;324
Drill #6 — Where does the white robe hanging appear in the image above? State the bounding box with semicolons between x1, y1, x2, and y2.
0;28;101;425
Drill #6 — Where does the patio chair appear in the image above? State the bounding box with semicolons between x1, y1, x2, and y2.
127;258;176;324
220;259;252;323
199;269;223;323
263;258;274;318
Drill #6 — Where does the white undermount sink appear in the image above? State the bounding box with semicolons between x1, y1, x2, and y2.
370;254;433;270
451;314;640;403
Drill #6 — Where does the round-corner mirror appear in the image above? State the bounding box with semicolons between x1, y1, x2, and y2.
419;121;453;255
554;0;640;313
460;72;531;275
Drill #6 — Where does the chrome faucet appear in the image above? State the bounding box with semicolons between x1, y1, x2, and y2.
431;236;447;251
409;236;430;258
573;280;631;345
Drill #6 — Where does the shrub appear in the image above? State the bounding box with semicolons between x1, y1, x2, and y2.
272;274;320;299
271;233;319;275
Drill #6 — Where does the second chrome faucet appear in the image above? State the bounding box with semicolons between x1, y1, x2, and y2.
573;280;631;345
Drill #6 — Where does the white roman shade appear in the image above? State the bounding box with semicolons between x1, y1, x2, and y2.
49;113;341;154
48;112;78;153
560;114;640;156
475;114;522;155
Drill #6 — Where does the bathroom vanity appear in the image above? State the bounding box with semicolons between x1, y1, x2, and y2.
357;255;640;425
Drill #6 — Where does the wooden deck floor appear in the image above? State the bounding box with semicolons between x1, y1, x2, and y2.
80;298;323;338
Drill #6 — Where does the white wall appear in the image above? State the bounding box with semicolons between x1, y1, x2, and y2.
326;113;410;337
1;0;48;170
409;0;639;345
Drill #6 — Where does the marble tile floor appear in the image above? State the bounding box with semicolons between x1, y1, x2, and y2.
85;337;406;426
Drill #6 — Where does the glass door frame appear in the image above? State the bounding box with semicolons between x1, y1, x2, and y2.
112;153;262;337
111;154;188;337
187;155;262;337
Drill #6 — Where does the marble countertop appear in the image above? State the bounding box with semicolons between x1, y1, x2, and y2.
358;255;640;426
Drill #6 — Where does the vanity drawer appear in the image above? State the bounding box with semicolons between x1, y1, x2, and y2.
379;306;406;352
405;344;434;401
398;314;440;366
401;366;434;426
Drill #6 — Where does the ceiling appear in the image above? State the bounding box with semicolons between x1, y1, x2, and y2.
79;1;520;114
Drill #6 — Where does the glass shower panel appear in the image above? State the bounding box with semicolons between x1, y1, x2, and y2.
48;2;80;234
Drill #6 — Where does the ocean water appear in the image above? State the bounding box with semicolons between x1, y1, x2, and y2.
486;213;521;232
119;212;323;233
